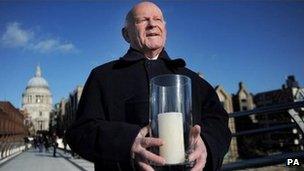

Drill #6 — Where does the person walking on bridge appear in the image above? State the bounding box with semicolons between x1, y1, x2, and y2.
52;132;58;157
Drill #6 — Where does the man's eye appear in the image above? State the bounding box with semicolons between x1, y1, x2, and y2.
137;19;147;23
155;18;163;22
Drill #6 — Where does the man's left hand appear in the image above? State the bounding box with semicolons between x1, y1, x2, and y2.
188;125;207;171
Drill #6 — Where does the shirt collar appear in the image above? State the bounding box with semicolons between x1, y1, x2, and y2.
117;47;186;68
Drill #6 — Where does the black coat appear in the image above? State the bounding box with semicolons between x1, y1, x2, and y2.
66;48;231;171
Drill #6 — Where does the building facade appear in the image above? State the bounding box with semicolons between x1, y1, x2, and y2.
0;101;27;159
49;99;67;137
230;76;304;159
22;66;52;133
64;86;83;130
215;86;238;163
232;82;258;159
253;76;304;154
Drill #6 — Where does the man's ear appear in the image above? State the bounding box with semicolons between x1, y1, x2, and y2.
122;27;130;43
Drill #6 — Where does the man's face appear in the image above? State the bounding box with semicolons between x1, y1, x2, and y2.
126;3;167;53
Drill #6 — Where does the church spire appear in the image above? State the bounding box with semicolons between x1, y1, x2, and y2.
35;65;42;77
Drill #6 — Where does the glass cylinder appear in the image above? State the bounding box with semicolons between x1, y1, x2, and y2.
149;74;192;166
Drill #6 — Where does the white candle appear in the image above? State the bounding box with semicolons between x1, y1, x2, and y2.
158;112;185;164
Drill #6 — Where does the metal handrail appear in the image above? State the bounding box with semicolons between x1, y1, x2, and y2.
232;123;297;136
223;101;304;170
222;151;304;171
229;101;304;118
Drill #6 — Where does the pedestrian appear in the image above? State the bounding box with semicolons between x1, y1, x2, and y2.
23;137;29;150
43;135;50;152
52;132;58;157
63;134;67;154
33;136;37;149
38;134;43;153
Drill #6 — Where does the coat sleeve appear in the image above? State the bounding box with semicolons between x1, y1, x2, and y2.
198;81;232;171
65;69;141;163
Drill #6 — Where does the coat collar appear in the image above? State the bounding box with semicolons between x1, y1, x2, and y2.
116;47;186;68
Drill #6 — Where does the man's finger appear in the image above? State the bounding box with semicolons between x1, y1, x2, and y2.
189;138;206;161
188;147;201;162
141;137;164;148
190;125;201;138
139;148;166;165
138;161;154;171
190;159;204;171
189;125;201;147
139;126;149;137
191;154;206;171
190;140;207;171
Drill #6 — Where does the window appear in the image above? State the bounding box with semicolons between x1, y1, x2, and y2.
39;111;42;116
38;121;44;130
36;95;43;103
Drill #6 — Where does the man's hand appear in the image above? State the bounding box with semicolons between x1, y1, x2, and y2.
131;126;166;171
189;125;207;171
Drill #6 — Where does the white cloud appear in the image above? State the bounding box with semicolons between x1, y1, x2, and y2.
31;39;58;52
58;43;75;52
1;22;33;47
30;39;76;53
1;22;77;53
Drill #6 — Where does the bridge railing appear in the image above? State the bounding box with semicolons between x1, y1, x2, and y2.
222;101;304;170
0;133;28;162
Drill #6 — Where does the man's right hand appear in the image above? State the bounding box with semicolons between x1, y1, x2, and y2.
131;126;166;171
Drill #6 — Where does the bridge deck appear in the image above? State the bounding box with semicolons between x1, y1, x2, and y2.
0;148;94;171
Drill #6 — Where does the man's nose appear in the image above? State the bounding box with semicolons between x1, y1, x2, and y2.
147;19;157;27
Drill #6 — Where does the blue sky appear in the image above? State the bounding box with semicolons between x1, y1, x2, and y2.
0;1;303;108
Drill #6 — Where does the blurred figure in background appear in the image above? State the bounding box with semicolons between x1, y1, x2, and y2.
52;132;58;157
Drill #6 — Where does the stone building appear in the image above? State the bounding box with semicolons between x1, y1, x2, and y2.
233;82;255;112
253;75;304;154
49;103;59;135
63;86;83;131
230;76;304;159
215;86;238;163
232;82;257;159
49;85;83;138
49;99;67;137
21;66;52;133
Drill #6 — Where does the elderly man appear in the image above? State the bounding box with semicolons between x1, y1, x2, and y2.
66;2;231;171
